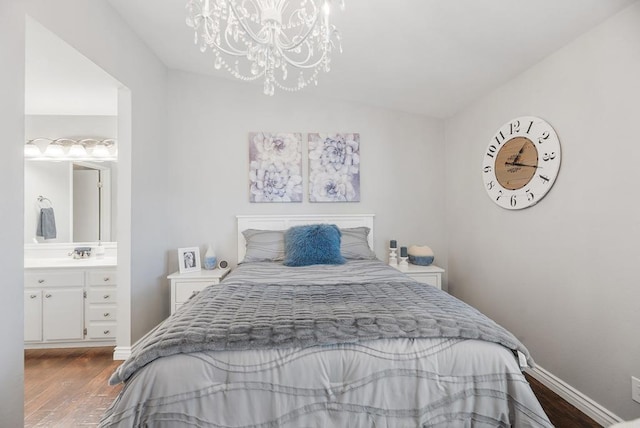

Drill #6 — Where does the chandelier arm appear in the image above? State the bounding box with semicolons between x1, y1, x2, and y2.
279;12;322;51
227;1;272;45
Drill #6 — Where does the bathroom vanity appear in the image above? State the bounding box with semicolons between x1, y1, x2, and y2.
24;245;117;348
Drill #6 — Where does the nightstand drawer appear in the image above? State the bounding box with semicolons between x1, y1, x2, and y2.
409;273;441;288
175;281;213;303
168;268;231;315
395;264;444;290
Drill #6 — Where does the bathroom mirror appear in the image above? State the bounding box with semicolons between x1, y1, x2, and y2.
24;160;117;244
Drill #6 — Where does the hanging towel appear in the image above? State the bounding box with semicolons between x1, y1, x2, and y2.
36;207;57;240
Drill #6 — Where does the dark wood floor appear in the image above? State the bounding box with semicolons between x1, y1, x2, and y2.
525;373;602;428
25;347;601;427
24;347;122;427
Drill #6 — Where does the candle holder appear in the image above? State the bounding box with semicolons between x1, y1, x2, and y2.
388;247;398;267
398;256;409;270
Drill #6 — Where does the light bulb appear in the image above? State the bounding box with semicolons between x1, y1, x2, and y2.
44;143;64;157
68;143;87;157
92;143;110;158
24;142;42;157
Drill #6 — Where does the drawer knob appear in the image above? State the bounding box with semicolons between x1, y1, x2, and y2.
38;279;45;284
103;312;110;317
30;294;37;299
103;277;110;282
190;290;200;299
103;330;110;335
45;293;52;298
103;294;110;299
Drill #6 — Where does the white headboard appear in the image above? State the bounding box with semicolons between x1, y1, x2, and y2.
237;214;375;262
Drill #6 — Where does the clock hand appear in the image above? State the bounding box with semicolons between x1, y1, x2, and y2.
505;161;541;169
512;143;527;164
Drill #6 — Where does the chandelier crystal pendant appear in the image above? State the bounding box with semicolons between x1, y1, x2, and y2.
186;0;344;95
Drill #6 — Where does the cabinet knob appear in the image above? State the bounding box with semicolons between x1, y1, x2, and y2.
103;330;110;335
103;312;110;317
30;294;37;299
103;294;110;299
103;277;110;282
38;279;45;284
45;293;52;298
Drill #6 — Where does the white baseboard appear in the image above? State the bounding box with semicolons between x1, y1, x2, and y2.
113;345;132;360
525;365;622;426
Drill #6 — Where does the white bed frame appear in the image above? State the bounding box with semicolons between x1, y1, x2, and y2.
237;214;375;262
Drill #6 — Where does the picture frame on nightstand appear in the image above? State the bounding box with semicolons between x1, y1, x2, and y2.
178;247;201;273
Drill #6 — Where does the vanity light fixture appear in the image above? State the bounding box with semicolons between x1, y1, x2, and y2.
24;138;117;161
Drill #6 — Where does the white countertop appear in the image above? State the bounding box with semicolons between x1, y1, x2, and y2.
24;257;117;269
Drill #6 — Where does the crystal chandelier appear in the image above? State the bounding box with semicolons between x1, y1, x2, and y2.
186;0;344;95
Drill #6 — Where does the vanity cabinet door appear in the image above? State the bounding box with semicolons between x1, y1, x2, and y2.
42;288;84;341
24;290;42;342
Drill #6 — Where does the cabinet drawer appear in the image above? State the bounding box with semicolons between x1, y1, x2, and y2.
86;323;117;340
175;281;215;303
87;306;117;321
87;287;118;303
87;270;117;286
25;271;84;288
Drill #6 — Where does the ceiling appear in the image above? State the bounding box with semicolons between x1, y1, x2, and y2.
27;1;637;118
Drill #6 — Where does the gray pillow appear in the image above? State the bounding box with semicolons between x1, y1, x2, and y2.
340;227;377;260
241;229;285;263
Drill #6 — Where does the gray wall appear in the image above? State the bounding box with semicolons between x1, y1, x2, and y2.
0;2;25;426
166;70;448;278
444;2;640;420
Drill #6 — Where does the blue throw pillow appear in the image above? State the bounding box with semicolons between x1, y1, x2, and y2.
283;224;346;267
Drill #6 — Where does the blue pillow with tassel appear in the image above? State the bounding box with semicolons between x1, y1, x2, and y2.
283;224;346;267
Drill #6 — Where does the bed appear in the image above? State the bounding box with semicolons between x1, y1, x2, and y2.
101;214;552;427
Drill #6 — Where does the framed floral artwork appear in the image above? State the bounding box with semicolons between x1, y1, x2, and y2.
249;132;303;203
308;133;360;202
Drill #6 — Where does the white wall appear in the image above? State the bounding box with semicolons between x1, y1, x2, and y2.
166;71;447;280
445;2;640;420
0;1;25;425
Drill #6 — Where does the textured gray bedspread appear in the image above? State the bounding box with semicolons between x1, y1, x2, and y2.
110;263;532;385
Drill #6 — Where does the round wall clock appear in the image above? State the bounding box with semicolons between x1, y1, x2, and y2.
482;116;561;210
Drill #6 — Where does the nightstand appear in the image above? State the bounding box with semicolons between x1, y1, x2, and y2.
168;268;230;314
396;264;444;289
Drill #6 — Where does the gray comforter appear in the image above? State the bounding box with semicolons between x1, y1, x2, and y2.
110;263;532;385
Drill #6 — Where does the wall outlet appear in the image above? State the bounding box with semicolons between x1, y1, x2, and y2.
633;376;640;404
